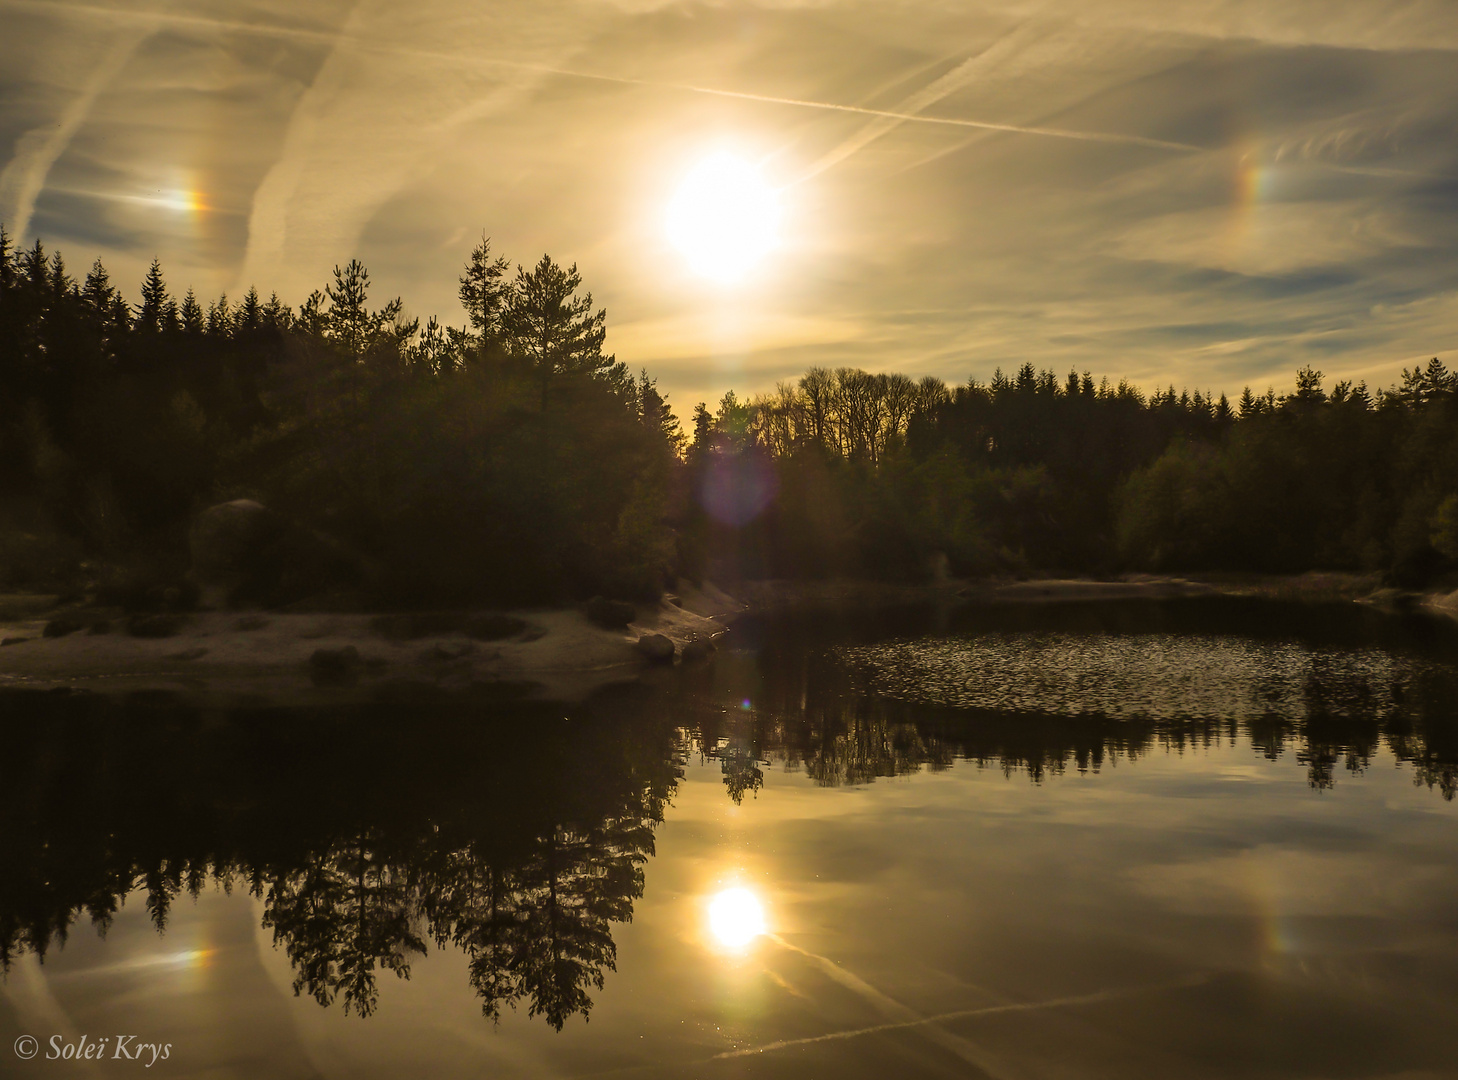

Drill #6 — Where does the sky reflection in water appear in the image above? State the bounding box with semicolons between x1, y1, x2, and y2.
2;598;1456;1079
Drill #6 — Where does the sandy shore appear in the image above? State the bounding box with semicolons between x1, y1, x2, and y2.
2;572;1450;705
0;584;734;705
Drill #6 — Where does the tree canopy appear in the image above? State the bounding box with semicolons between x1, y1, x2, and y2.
1;222;1454;603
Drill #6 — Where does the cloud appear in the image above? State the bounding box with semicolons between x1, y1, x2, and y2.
2;0;1456;405
236;0;622;297
0;26;153;239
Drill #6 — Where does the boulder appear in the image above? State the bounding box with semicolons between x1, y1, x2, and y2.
43;615;86;638
681;636;717;663
189;499;366;609
635;633;675;663
585;596;636;628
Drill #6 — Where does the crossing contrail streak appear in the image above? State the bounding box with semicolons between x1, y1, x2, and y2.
796;26;1045;181
633;81;1204;155
761;934;1013;1077
3;0;1203;157
714;971;1211;1059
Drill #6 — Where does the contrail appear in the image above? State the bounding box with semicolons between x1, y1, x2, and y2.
715;969;1212;1060
797;26;1043;182
760;934;1014;1078
629;81;1204;156
0;0;339;46
0;26;152;237
3;0;1203;158
13;0;1444;174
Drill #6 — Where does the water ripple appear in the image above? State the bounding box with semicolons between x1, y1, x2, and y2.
835;633;1415;722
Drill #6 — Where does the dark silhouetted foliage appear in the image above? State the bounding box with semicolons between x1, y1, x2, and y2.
2;224;1453;600
0;230;680;604
678;360;1458;586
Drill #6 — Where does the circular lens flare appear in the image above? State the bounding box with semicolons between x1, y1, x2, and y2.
666;152;782;283
708;887;766;947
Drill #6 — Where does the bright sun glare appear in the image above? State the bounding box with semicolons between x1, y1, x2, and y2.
707;887;766;947
666;152;782;283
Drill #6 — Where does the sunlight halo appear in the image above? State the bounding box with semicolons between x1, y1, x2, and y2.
666;152;782;284
707;887;767;948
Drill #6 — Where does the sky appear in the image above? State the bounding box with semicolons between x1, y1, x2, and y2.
1;0;1456;408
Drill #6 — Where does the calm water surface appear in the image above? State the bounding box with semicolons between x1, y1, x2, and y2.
3;598;1457;1079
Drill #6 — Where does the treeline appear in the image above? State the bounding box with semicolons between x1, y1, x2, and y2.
0;230;681;604
683;358;1458;585
2;226;1455;602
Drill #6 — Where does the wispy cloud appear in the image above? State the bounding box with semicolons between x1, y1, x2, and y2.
0;26;153;238
2;0;1455;403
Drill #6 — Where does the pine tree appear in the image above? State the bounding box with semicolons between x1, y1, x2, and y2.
206;294;231;337
20;239;48;290
638;370;683;451
180;289;204;334
1424;357;1455;397
322;261;414;361
296;290;327;338
458;235;510;347
48;251;73;298
236;286;263;334
501;255;610;409
82;259;113;314
137;258;169;333
1293;365;1325;404
690;402;713;457
262;292;292;331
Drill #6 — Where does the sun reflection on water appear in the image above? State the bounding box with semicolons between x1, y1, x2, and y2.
707;887;766;949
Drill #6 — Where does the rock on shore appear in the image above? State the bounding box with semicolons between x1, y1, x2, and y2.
0;593;730;705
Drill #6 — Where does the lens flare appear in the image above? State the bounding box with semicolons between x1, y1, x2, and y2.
708;887;766;947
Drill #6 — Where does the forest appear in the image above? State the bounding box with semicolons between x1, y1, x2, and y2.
2;226;1456;606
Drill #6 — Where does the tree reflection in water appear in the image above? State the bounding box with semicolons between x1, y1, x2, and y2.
688;601;1458;799
2;600;1457;1030
0;695;678;1029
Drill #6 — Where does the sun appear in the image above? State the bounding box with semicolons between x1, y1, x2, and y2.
707;887;767;947
666;152;783;283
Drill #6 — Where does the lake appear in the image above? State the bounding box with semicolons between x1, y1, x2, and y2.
3;597;1456;1079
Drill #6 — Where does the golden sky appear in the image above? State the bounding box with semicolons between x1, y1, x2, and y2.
2;0;1455;407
